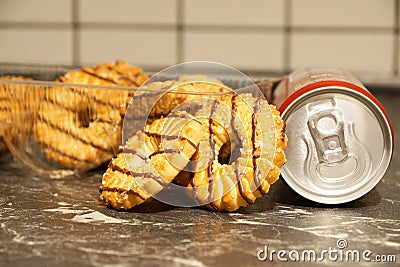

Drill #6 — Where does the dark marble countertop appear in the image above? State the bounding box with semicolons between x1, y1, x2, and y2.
0;90;399;267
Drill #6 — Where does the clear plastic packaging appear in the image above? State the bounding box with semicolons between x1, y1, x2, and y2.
0;63;277;178
0;79;130;177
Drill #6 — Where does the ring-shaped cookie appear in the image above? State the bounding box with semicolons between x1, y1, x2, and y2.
35;61;148;171
100;113;203;210
179;94;287;211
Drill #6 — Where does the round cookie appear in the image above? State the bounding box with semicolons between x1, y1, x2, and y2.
100;113;203;210
35;61;148;170
58;60;148;116
179;94;287;211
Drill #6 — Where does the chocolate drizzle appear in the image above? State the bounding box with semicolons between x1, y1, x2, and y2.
45;85;122;112
235;162;252;204
281;122;286;142
81;68;120;85
230;95;240;141
144;131;199;151
118;147;147;161
252;98;263;194
167;113;192;120
231;95;252;204
43;98;117;128
37;115;110;153
207;100;219;211
149;149;180;158
106;65;141;87
109;161;168;186
66;86;122;110
127;90;155;98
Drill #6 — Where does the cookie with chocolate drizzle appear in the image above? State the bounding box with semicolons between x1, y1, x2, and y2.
35;61;148;170
100;113;203;210
178;94;287;211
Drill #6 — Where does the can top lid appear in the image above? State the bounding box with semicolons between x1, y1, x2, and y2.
280;86;393;204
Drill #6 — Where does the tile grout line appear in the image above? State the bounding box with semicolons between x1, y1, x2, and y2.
282;0;292;73
80;23;175;31
71;0;80;66
0;22;70;29
183;24;283;32
176;0;184;64
0;22;394;34
393;0;400;76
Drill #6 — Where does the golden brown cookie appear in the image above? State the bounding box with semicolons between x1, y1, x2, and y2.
125;75;230;120
35;107;122;169
58;60;148;87
0;75;34;156
57;60;148;116
177;94;287;211
35;61;148;170
100;113;203;210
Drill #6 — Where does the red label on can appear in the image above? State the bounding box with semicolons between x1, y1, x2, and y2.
273;68;393;139
273;68;365;110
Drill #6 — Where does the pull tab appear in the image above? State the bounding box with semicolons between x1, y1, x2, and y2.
307;108;348;163
303;98;372;191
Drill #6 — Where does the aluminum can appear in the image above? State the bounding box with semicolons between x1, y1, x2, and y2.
272;68;393;204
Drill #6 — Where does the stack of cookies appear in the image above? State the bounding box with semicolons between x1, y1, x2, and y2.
1;61;287;212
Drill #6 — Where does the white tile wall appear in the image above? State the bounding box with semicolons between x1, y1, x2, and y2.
291;32;394;73
80;29;177;67
184;31;284;71
79;0;176;24
0;0;71;23
0;0;398;76
184;0;284;26
0;29;72;64
291;0;395;28
398;34;400;72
